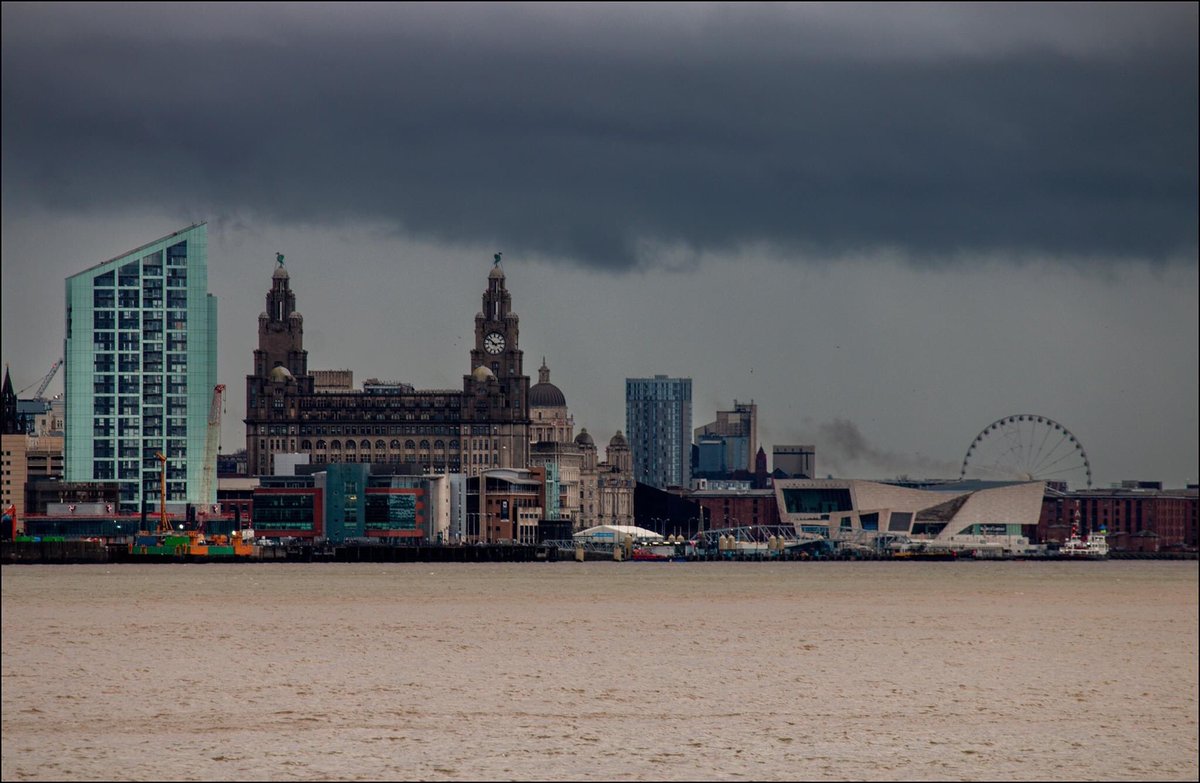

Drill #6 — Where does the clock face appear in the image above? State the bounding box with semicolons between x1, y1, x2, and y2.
484;331;506;354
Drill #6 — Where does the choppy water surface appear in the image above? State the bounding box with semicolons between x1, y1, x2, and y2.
2;561;1197;781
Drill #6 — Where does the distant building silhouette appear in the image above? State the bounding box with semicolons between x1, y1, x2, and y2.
773;444;815;479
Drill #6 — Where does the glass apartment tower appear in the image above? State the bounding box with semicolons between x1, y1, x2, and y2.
64;224;217;512
625;375;692;490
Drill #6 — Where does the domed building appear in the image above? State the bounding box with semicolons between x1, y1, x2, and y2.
526;360;583;527
596;432;634;527
529;359;573;444
571;428;634;530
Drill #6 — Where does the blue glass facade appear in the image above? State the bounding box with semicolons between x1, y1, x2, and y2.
64;224;217;512
625;375;692;490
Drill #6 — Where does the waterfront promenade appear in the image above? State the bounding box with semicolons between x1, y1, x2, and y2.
2;539;1195;565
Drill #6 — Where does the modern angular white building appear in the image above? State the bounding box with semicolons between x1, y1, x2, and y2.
773;478;1045;553
63;224;217;512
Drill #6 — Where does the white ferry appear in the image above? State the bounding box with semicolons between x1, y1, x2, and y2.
1058;526;1108;559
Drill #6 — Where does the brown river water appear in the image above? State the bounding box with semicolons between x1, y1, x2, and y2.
2;561;1197;781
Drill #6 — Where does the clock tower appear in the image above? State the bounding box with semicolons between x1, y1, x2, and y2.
462;254;530;471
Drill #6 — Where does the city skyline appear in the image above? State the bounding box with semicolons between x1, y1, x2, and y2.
2;3;1197;488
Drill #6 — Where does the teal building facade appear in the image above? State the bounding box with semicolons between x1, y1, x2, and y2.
315;464;428;544
64;224;217;511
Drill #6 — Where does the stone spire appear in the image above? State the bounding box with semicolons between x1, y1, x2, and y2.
1;366;19;434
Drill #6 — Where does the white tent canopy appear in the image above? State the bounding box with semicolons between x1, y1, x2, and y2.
574;525;665;542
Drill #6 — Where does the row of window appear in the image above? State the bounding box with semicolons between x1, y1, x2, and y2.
93;280;186;306
93;306;187;328
304;439;458;450
297;425;460;437
91;245;188;287
93;441;185;457
261;437;515;452
316;455;463;468
92;326;187;351
298;411;459;423
299;396;454;410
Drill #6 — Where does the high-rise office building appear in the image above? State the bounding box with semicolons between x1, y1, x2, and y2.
64;224;217;511
625;375;692;489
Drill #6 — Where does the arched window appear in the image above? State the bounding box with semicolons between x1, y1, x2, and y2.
330;439;341;450
449;439;459;449
316;439;327;450
434;439;445;449
405;440;416;449
375;440;386;450
301;440;312;450
419;440;430;449
361;439;371;449
345;440;356;450
390;439;402;449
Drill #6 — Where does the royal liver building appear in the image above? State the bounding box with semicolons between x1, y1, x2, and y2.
245;255;530;476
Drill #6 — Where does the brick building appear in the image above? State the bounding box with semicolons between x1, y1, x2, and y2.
1039;487;1198;552
692;487;781;530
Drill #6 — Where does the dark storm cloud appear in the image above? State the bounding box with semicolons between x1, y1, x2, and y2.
2;3;1196;269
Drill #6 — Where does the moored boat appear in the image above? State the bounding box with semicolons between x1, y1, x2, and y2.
129;528;258;559
1057;525;1108;559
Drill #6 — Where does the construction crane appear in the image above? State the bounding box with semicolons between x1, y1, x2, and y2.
198;384;226;511
17;358;63;400
154;452;170;534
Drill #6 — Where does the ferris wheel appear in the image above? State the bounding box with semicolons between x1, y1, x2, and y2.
960;415;1093;489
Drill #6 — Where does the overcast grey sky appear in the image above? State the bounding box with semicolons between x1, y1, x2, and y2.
2;2;1197;487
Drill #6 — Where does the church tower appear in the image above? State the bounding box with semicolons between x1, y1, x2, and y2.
246;254;313;475
1;368;19;435
462;254;530;472
253;253;308;379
